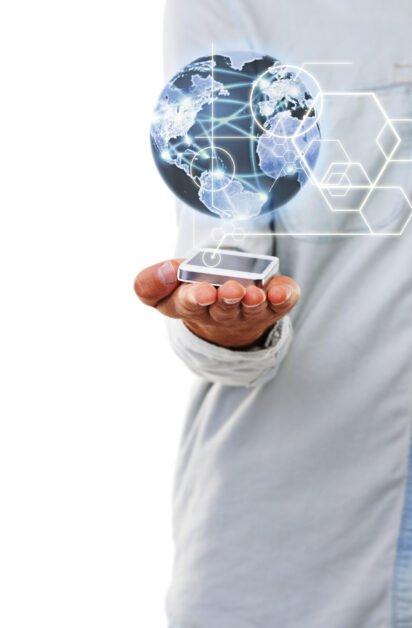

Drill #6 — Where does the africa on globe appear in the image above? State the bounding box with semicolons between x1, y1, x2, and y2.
150;51;321;221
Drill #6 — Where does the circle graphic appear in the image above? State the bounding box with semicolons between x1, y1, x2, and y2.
202;250;221;267
249;63;322;139
190;146;236;192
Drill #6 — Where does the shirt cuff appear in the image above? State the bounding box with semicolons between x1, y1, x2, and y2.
166;315;293;388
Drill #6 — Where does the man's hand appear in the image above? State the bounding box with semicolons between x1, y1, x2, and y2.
134;258;300;350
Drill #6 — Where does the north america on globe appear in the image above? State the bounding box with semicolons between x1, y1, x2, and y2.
150;52;321;221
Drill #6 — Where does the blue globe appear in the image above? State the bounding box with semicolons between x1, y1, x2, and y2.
150;52;321;221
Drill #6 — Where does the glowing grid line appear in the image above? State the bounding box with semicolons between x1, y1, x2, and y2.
192;58;411;258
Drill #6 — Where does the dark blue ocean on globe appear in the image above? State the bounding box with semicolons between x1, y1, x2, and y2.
150;52;321;221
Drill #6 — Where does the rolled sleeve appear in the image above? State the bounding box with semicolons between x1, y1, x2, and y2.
166;315;293;388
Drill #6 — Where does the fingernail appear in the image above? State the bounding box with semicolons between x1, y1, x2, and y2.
242;288;266;308
156;261;177;285
270;285;293;305
199;299;216;306
224;297;242;304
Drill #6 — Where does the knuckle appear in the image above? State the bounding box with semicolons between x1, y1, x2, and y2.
210;306;239;323
242;304;267;317
175;293;205;319
269;302;291;315
175;299;198;318
181;306;204;320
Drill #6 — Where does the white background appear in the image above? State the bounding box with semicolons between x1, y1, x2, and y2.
0;1;194;626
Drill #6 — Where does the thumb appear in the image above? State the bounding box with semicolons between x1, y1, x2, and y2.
134;259;182;307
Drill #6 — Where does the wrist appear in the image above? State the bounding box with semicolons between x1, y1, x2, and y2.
183;319;278;350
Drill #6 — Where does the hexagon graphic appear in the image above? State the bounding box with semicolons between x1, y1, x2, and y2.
320;162;371;211
324;172;351;197
377;122;401;159
389;119;412;163
361;187;412;235
300;138;350;184
294;91;406;232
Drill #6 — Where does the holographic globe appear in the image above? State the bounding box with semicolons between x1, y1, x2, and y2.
150;52;321;221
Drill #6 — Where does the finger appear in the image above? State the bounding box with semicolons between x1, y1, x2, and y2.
134;259;182;307
265;276;301;314
159;281;217;318
209;280;246;323
240;285;267;318
265;274;298;295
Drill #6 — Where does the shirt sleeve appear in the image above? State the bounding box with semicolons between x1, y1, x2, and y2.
162;0;294;387
166;316;293;388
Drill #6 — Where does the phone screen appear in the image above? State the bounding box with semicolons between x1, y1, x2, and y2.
188;251;271;274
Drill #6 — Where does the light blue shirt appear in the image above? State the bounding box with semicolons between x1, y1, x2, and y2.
163;2;412;626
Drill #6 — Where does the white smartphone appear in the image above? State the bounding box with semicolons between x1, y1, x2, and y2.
178;248;279;288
